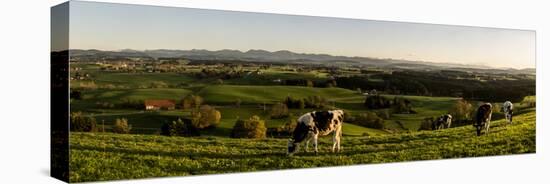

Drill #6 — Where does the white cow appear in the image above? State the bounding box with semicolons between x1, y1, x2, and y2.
434;114;452;130
474;103;493;136
287;110;344;155
503;101;514;124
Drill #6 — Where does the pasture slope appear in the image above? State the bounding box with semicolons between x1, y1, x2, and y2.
69;108;535;182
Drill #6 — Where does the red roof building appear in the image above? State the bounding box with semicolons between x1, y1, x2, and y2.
144;100;176;110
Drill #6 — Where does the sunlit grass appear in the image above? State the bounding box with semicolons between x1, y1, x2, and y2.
69;109;535;182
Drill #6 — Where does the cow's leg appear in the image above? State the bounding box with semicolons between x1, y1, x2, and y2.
332;125;342;152
305;133;310;152
305;139;310;152
313;133;319;154
336;125;342;152
332;133;337;153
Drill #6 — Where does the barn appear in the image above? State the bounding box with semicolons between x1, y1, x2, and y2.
144;100;176;110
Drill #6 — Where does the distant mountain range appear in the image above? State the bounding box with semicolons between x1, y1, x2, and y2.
69;49;535;74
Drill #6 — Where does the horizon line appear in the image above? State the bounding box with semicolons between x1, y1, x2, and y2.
67;47;536;70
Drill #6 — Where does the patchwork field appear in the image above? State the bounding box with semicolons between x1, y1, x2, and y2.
71;84;459;136
67;62;536;182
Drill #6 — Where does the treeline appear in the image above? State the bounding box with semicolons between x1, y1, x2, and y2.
194;68;246;80
70;112;131;134
282;79;338;88
364;95;415;114
336;71;535;102
268;96;331;119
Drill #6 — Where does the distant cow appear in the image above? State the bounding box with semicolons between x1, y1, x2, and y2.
474;103;493;136
433;114;452;130
287;110;344;155
503;101;514;124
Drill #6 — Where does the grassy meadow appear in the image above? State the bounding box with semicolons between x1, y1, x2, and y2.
69;108;535;182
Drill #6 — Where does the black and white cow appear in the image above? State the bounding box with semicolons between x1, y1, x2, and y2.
433;114;452;130
287;110;344;155
503;101;514;124
474;103;493;136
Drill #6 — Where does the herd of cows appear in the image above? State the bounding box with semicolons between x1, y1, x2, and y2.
286;101;515;156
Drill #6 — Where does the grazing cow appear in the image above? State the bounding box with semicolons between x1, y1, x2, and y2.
503;101;514;124
433;114;452;130
474;103;493;136
287;110;344;156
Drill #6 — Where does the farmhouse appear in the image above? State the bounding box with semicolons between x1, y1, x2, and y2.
144;100;176;110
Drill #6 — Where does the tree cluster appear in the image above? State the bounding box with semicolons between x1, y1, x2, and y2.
231;116;267;138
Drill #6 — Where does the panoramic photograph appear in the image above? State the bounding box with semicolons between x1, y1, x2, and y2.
58;1;535;182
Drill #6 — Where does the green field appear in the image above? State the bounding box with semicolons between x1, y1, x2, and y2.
70;63;460;135
71;85;456;136
382;95;460;131
69;108;535;182
70;83;459;136
67;63;536;183
197;85;362;105
71;88;192;110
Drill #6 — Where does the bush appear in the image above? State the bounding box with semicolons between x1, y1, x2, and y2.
521;96;536;108
267;117;297;137
231;116;267;138
418;117;435;131
112;118;131;134
304;95;329;108
449;99;473;121
364;95;391;109
297;99;306;109
70;112;96;132
284;96;306;109
182;95;203;109
160;118;200;137
149;81;169;88
392;97;414;114
353;112;385;129
270;102;289;119
306;80;314;87
191;105;221;129
284;96;327;109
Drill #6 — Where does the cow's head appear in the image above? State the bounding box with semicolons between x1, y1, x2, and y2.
474;121;485;136
474;122;483;136
445;114;453;128
446;114;452;121
287;138;299;156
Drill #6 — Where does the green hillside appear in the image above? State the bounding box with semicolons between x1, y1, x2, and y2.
71;88;192;110
69;108;535;182
197;85;362;105
70;86;459;136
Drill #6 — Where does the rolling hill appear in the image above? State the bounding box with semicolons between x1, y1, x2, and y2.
69;108;535;182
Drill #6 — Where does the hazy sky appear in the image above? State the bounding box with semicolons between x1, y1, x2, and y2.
68;1;535;69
